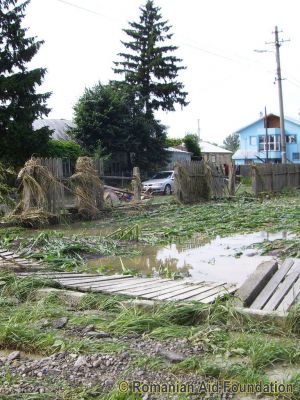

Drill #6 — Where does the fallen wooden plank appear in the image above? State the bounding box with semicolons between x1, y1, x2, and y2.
0;261;15;266
200;285;237;303
153;282;207;300
121;281;187;297
24;274;101;280
19;271;89;276
168;283;227;301
155;283;223;301
57;275;132;285
277;277;300;312
0;251;14;256
250;259;295;310
19;273;101;278
263;267;300;311
67;278;164;291
99;279;173;293
184;284;230;302
234;260;278;307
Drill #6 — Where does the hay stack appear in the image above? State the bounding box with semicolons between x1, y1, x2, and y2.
70;157;104;219
10;158;58;226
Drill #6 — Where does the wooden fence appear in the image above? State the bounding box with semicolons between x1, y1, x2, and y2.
252;164;300;195
174;160;228;203
36;158;64;214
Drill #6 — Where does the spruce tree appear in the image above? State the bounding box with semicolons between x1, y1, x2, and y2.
0;0;51;165
113;0;188;115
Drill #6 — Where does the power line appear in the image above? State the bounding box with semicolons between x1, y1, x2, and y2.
55;0;300;92
56;0;120;21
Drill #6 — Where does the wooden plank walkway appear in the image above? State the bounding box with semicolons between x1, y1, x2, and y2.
18;271;237;303
244;259;300;313
3;246;300;311
0;248;43;270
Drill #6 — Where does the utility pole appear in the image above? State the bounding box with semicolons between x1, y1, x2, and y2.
275;26;286;163
197;119;200;142
266;26;289;163
264;106;268;163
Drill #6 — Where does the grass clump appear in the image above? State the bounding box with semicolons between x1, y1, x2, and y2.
0;321;57;354
0;273;60;301
228;333;300;369
77;293;124;312
286;303;300;334
161;302;209;325
284;373;300;400
108;304;170;335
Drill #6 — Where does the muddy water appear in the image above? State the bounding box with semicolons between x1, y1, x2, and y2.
87;231;293;285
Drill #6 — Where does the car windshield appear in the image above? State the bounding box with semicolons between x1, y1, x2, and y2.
151;172;172;179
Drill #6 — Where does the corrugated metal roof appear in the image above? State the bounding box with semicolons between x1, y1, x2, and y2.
166;146;192;154
33;119;75;140
200;141;232;154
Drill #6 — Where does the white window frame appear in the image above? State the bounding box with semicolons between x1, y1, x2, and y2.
259;135;280;151
286;135;297;144
292;152;300;160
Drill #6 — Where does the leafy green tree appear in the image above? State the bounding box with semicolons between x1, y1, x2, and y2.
223;132;240;153
72;82;168;170
113;0;188;115
165;137;182;148
0;0;51;165
43;140;85;161
183;134;201;157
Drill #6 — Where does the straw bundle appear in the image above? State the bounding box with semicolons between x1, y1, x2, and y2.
10;158;58;226
70;157;104;219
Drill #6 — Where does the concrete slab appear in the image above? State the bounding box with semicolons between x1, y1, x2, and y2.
234;260;278;307
35;288;86;306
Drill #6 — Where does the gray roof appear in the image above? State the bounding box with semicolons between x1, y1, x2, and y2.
200;141;232;154
166;146;192;154
33;119;75;140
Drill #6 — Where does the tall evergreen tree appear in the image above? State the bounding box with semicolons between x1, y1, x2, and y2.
113;0;188;115
0;0;51;164
72;82;168;171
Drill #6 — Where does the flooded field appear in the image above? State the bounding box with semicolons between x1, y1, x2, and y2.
87;231;294;285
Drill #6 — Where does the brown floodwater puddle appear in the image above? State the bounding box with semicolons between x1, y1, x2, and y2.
87;231;294;285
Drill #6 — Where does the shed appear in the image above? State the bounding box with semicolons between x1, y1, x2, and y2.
165;147;192;169
200;141;232;165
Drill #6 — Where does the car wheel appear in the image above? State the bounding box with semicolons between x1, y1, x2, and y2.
164;184;171;195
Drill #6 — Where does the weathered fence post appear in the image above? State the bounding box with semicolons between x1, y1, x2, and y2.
131;167;142;201
251;166;258;196
228;164;236;196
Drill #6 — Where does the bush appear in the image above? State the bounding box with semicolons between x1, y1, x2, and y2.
43;140;85;160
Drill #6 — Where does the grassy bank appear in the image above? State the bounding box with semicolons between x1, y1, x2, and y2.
0;273;300;399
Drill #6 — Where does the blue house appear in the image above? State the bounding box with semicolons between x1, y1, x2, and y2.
232;114;300;165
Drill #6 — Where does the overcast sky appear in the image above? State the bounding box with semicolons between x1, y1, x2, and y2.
25;0;300;145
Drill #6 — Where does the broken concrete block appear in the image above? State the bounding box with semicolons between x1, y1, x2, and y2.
235;260;278;307
35;287;86;307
